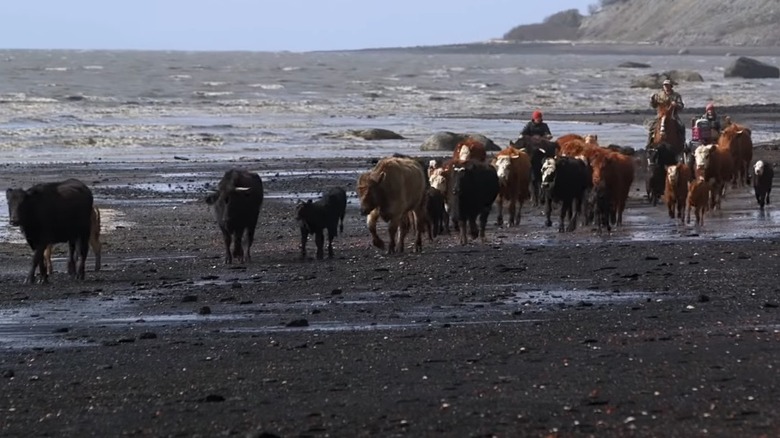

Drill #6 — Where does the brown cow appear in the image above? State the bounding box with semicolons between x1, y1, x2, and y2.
453;138;487;163
718;123;753;187
491;147;531;226
590;149;635;227
43;206;102;275
694;143;733;210
357;156;427;254
664;163;692;223
686;177;711;226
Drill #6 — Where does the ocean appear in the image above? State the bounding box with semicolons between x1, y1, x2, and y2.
2;47;780;164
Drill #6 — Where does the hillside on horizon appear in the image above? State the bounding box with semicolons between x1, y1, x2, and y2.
504;0;780;47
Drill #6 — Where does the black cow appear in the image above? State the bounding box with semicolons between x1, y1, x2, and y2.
425;187;448;238
511;136;558;207
6;179;94;284
541;156;592;232
296;187;347;260
205;169;264;264
448;161;499;245
646;143;678;206
753;160;774;210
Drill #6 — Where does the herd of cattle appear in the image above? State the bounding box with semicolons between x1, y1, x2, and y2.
4;120;775;284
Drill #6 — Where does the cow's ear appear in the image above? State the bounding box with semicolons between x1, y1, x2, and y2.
307;199;313;205
374;171;386;183
205;193;217;205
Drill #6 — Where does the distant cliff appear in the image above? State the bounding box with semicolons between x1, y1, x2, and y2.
504;0;780;46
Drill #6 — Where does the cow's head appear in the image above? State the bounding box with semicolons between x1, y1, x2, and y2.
693;144;714;170
450;166;467;196
357;171;386;215
458;145;471;162
296;200;314;231
5;188;27;227
754;160;765;177
540;157;557;188
666;165;679;186
584;134;598;145
494;155;515;181
429;168;447;193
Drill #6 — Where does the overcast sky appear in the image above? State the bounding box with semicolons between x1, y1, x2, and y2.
1;0;593;52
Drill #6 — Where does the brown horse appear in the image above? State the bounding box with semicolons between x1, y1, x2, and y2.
651;104;685;158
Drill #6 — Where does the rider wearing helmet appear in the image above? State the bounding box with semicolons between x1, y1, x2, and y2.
520;110;553;139
647;79;685;147
701;102;722;134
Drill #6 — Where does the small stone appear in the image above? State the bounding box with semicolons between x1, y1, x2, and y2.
286;319;309;328
53;327;69;333
139;332;158;340
198;306;212;315
331;288;343;295
3;370;14;378
182;295;198;303
698;294;710;303
202;394;225;402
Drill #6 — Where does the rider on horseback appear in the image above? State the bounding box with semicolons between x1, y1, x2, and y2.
520;110;553;140
700;102;722;134
646;79;685;148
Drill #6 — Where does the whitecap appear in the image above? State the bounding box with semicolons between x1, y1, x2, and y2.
202;81;227;87
249;83;284;90
281;66;301;72
44;67;68;72
82;65;103;70
170;74;192;80
193;91;234;97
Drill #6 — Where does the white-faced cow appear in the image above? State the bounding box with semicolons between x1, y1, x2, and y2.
448;160;499;245
491;147;531;227
541;156;592;232
296;187;347;260
664;163;692;223
6;179;94;284
753;160;774;210
357;156;427;254
205;169;264;264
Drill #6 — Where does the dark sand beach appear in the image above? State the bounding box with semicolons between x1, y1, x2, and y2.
1;108;779;437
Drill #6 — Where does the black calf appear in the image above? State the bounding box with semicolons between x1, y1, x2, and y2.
297;187;347;259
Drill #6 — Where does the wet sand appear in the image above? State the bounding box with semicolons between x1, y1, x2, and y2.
1;132;779;436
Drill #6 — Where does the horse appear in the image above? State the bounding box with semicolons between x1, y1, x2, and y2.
651;104;685;159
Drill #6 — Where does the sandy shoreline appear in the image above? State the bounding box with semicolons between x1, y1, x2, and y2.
0;137;779;436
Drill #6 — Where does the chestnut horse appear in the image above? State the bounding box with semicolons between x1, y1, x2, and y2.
651;104;685;159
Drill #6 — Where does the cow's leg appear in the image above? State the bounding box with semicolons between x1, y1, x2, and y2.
221;227;233;264
245;227;255;263
27;246;47;284
76;237;88;280
414;211;425;252
495;196;504;227
387;218;400;254
468;217;479;240
67;240;77;276
327;226;336;258
478;209;490;243
544;197;553;227
90;208;102;271
508;198;517;227
558;200;568;233
568;197;581;232
232;230;245;264
458;220;467;245
43;244;54;276
366;210;384;250
299;228;309;260
686;202;692;224
443;210;450;234
314;230;325;260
